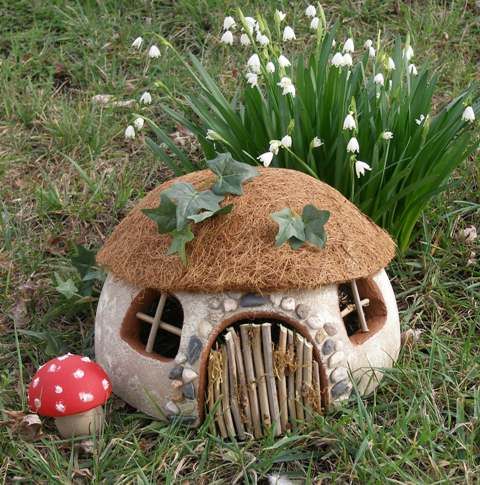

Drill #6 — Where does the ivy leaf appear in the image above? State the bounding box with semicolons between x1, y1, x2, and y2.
302;204;330;248
207;152;259;196
167;224;194;265
142;193;178;233
164;182;224;229
271;208;306;247
187;203;234;223
54;273;79;299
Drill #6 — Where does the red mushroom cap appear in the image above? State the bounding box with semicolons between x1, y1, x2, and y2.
28;354;112;418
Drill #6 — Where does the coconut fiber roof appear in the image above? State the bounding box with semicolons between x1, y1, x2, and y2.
97;168;395;293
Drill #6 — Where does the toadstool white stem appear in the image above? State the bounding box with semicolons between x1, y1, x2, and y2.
54;406;104;438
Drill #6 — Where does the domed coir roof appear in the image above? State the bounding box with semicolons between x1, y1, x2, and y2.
97;168;395;293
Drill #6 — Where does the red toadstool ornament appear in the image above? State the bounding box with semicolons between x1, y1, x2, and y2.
28;354;111;438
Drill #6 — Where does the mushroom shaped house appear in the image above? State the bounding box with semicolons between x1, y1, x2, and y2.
95;168;399;438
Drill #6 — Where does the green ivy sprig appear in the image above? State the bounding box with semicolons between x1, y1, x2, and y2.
271;205;330;250
142;152;258;264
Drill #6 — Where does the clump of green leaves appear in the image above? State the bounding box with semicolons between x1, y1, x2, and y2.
142;153;258;264
272;205;330;250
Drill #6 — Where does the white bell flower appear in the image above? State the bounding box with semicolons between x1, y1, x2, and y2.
415;114;425;125
275;10;286;22
404;45;414;61
408;64;418;75
374;73;385;86
246;72;258;87
283;26;296;42
134;117;144;130
140;91;152;104
277;77;296;96
244;17;257;33
343;112;356;131
369;46;376;58
258;152;274;167
131;37;143;49
278;54;291;68
343;53;353;67
240;34;251;46
223;16;236;31
332;39;337;48
124;125;135;140
258;34;269;46
347;137;360;153
281;135;292;148
462;106;475;123
266;62;276;73
382;131;393;140
148;45;161;59
220;31;234;45
343;38;354;53
269;140;281;155
310;17;320;30
331;52;344;67
247;54;261;73
305;5;316;17
355;161;372;178
364;39;373;49
387;57;396;70
312;137;323;148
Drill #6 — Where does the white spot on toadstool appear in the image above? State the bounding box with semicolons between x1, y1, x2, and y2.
48;363;60;373
34;398;41;409
57;354;71;361
55;385;63;394
73;369;85;379
32;377;40;388
101;379;109;391
79;392;94;402
80;357;91;362
55;401;66;413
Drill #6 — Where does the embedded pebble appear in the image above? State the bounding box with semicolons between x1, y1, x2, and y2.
170;379;183;389
165;401;179;415
296;304;310;319
330;367;348;383
182;382;196;400
177;399;197;415
168;366;183;380
322;339;335;355
223;298;238;312
175;353;187;364
240;294;268;307
280;297;295;311
187;336;203;364
171;388;184;402
307;316;323;329
328;351;345;368
208;297;221;309
324;323;337;336
270;294;282;306
335;340;344;351
331;380;350;398
182;368;198;383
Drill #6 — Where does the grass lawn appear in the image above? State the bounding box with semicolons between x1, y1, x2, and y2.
1;0;479;482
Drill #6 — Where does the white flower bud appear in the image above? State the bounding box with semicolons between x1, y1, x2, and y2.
247;54;261;73
134;117;144;130
220;31;234;45
462;106;475;123
369;46;376;58
283;26;296;42
240;33;251;46
312;137;323;148
269;140;281;155
280;135;292;148
266;61;275;73
124;125;135;140
343;53;353;67
148;45;161;58
131;37;143;49
408;64;418;75
275;10;286;22
277;77;296;96
364;39;373;49
404;45;414;61
343;113;356;131
382;131;393;140
331;52;344;67
246;72;259;87
305;5;316;17
258;34;269;46
387;57;396;71
310;17;320;30
140;91;152;104
223;16;236;31
347;137;360;153
258;152;274;167
355;161;372;178
374;73;385;86
278;54;291;68
343;38;354;53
